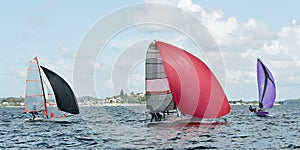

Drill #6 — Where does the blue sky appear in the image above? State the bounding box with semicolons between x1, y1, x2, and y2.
1;0;300;101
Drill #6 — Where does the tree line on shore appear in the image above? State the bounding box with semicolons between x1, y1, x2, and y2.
1;92;298;107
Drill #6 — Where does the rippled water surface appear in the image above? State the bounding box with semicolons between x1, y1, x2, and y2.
0;104;299;149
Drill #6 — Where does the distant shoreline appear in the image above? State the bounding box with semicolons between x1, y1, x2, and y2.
79;103;145;107
0;106;23;108
1;96;298;108
0;102;284;108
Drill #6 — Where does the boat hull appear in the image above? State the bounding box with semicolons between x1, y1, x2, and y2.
45;117;70;123
24;117;70;123
255;111;269;117
24;117;45;122
148;113;227;126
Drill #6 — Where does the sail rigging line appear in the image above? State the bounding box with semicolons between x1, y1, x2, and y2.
258;59;275;108
163;97;175;113
36;57;48;118
42;79;54;105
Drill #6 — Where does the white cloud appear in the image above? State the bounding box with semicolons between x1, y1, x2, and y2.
288;75;300;83
177;0;203;12
145;0;274;50
39;58;55;69
241;49;260;58
92;0;300;100
206;16;274;49
226;70;242;84
226;69;256;84
276;20;300;63
59;41;76;58
17;70;27;78
145;0;178;6
89;59;100;69
19;32;37;42
186;2;300;100
61;47;70;55
263;41;284;55
29;14;45;27
129;72;145;93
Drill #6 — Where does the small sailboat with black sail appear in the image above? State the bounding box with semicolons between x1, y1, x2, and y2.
24;56;79;122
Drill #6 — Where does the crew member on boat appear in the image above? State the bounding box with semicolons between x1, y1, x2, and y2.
29;105;38;120
249;105;257;113
150;112;162;122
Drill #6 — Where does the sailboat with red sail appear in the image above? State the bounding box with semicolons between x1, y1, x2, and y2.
145;40;230;122
24;56;79;122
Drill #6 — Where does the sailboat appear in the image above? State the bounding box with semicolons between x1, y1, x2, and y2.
145;40;230;123
24;56;79;122
251;58;276;117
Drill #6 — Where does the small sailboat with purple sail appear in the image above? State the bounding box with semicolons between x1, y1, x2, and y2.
249;58;276;117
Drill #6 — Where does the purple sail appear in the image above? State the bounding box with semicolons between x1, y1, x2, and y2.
257;59;276;109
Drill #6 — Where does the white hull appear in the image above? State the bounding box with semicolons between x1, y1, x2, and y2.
45;117;70;123
148;114;226;125
24;117;45;122
24;117;70;123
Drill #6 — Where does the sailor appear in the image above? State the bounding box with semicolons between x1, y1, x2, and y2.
50;112;55;118
156;113;162;121
29;112;36;120
257;102;265;112
249;105;256;113
259;102;262;107
150;113;157;122
150;112;162;122
30;105;37;120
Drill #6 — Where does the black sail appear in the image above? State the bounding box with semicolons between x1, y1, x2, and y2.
41;66;79;114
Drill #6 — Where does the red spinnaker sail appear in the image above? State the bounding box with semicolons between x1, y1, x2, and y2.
156;41;230;118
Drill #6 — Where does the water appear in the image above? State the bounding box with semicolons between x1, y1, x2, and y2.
0;104;299;149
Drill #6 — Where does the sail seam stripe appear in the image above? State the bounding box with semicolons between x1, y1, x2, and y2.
26;80;42;82
259;60;274;107
146;78;167;80
260;61;268;103
25;94;44;97
27;69;39;71
146;63;163;64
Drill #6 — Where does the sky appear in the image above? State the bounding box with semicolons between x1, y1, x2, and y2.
1;0;300;101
